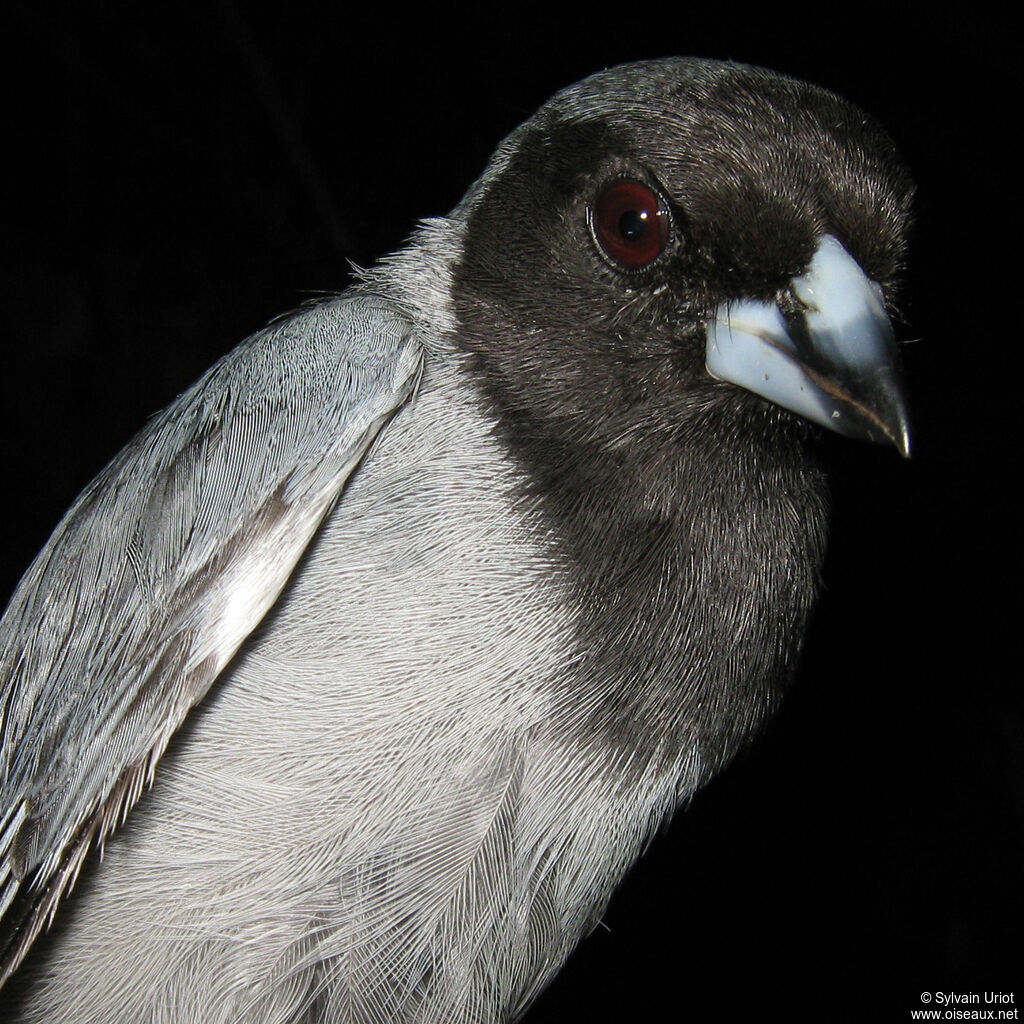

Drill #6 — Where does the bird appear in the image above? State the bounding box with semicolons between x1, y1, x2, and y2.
0;57;912;1023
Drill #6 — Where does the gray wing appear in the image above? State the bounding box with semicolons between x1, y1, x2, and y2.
0;293;423;981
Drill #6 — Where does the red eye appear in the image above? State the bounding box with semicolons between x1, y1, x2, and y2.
591;180;669;268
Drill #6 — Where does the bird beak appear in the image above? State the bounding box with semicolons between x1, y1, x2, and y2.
705;235;911;456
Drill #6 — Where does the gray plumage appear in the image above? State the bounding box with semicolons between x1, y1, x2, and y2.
0;58;912;1022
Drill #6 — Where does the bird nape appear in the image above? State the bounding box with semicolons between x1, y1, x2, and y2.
0;58;911;1023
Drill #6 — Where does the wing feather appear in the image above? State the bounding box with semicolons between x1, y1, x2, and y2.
0;293;423;981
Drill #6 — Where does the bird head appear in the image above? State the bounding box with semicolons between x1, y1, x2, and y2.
451;58;914;482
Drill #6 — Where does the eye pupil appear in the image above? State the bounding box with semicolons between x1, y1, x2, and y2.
618;209;647;241
592;180;669;268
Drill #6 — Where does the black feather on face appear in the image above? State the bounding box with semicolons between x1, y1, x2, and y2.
452;58;913;780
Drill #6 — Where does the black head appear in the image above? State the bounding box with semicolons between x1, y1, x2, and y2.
452;58;913;490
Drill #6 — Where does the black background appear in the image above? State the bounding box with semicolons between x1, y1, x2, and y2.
2;4;1020;1021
